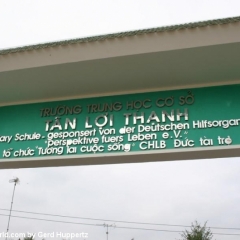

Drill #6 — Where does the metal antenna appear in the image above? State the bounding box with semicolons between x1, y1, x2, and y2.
6;177;20;240
97;223;116;240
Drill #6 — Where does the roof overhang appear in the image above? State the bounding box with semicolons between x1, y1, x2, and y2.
0;17;240;106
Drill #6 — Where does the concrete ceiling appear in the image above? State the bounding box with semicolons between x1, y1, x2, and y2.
0;42;240;106
1;19;240;106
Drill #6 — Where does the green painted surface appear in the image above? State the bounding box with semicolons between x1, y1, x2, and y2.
0;84;240;160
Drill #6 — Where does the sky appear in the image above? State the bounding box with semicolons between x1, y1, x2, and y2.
0;0;240;240
0;0;240;49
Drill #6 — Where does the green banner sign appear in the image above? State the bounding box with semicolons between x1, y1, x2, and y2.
0;84;240;164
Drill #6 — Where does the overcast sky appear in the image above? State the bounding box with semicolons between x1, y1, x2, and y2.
0;1;240;240
1;0;240;49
